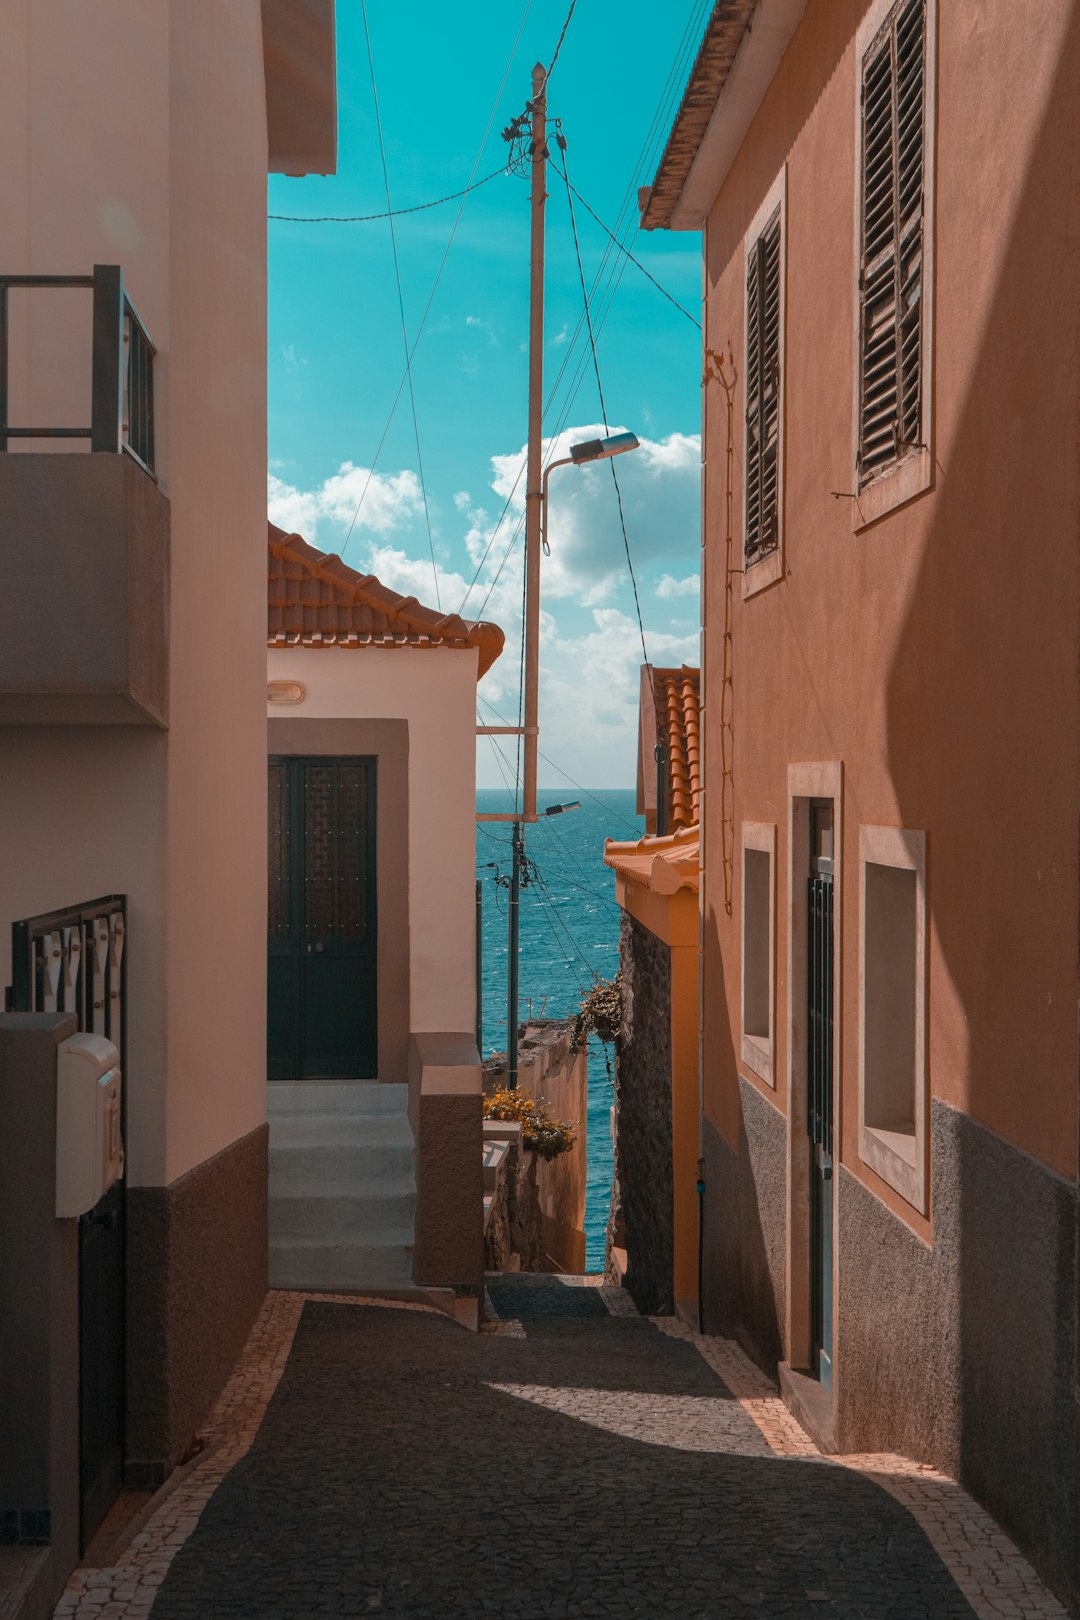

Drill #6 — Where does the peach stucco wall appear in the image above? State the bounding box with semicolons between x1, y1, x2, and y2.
699;0;1080;1228
266;645;481;1040
0;2;271;1186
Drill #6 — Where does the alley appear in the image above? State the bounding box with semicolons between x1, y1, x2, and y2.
54;1278;1064;1620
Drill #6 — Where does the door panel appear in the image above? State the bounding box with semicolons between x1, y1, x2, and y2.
267;756;377;1080
807;801;834;1391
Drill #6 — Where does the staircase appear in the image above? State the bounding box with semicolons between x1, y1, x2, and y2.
268;1082;416;1290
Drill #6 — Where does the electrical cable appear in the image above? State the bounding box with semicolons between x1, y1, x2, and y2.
269;168;507;223
546;0;577;81
341;0;534;560
476;693;642;835
549;161;700;328
359;0;440;606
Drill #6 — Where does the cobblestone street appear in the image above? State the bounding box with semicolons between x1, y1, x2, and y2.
56;1278;1068;1619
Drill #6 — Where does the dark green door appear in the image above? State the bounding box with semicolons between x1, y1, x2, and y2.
807;800;834;1391
268;756;377;1079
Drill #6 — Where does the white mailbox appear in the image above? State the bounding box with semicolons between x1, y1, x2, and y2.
56;1032;124;1219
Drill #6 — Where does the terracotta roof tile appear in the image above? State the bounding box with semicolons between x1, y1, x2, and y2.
604;826;700;895
652;666;701;831
640;1;758;231
267;523;504;678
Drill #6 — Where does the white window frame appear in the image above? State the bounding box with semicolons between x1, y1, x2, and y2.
743;164;787;598
850;0;937;532
740;821;777;1086
858;823;928;1212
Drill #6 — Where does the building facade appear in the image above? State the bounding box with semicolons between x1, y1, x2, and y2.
0;1;336;1598
642;0;1080;1602
265;524;503;1308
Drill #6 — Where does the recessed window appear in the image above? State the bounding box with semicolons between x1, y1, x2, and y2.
858;825;927;1211
741;823;776;1085
743;169;785;597
852;0;936;528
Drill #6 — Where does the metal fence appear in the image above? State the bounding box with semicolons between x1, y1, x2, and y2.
7;895;127;1063
0;265;156;474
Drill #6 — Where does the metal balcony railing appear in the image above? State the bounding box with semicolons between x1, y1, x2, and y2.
0;264;156;476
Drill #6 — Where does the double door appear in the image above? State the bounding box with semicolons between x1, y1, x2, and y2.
268;756;377;1080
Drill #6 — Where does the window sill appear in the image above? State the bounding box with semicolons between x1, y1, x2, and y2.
853;444;932;532
743;544;783;599
859;1121;926;1213
741;1033;774;1088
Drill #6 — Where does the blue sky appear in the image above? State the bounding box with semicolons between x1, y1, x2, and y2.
267;1;708;789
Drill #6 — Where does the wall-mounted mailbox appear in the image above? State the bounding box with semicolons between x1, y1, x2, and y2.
55;1032;123;1218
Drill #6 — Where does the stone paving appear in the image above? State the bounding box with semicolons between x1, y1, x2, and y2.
53;1277;1069;1619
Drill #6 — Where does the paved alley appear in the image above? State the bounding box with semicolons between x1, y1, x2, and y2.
56;1279;1067;1620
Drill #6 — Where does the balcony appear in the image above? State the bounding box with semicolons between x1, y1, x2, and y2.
0;266;169;726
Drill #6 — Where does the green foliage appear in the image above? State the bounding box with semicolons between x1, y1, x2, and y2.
572;972;623;1051
483;1088;576;1161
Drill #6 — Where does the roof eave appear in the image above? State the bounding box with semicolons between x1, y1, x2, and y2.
641;0;810;233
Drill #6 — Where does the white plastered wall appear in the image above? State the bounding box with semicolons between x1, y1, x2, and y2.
267;645;481;1040
0;1;270;1187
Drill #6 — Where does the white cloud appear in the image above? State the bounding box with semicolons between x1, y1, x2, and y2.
267;463;424;544
453;490;472;513
486;425;700;603
655;572;700;599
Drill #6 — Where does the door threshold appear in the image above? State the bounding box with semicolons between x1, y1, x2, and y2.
778;1360;838;1454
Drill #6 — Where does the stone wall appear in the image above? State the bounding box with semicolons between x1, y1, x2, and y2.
609;913;673;1315
484;1019;587;1272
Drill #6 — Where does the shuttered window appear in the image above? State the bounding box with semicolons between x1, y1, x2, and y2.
858;0;926;484
745;205;782;563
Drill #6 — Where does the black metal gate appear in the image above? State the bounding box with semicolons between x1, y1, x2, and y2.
268;758;378;1080
8;898;127;1551
806;806;834;1391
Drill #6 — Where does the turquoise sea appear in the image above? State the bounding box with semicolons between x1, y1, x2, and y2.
476;786;644;1271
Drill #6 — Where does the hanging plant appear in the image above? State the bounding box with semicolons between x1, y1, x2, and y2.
572;972;623;1051
484;1089;576;1161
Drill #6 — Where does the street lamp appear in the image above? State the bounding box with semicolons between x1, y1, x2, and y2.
541;432;640;555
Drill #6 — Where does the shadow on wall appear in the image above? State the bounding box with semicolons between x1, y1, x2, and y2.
700;906;785;1370
880;9;1080;1599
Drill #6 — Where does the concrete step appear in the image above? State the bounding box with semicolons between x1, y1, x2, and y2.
268;1237;415;1292
268;1081;408;1117
269;1185;416;1243
270;1111;414;1148
269;1139;415;1191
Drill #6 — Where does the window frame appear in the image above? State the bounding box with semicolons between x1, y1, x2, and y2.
740;821;777;1086
743;166;787;598
857;823;928;1212
850;0;936;532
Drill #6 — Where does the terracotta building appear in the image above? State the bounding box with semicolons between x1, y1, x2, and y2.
0;2;336;1605
605;667;701;1318
640;0;1080;1604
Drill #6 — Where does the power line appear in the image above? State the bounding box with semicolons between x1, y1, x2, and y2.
268;167;507;223
546;0;577;80
558;136;652;679
359;0;440;607
549;160;700;328
342;0;534;561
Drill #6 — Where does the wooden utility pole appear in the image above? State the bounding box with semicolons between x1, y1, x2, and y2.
521;61;547;826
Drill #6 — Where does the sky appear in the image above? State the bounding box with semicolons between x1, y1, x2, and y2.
267;1;710;789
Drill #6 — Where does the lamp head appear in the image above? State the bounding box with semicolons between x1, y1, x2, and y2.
569;431;640;466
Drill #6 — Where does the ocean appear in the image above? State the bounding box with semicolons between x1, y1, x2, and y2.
476;786;644;1271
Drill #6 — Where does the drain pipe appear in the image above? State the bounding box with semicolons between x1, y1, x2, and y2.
696;1157;706;1334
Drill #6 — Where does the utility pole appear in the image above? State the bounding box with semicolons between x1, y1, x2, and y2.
507;63;547;1088
522;60;547;826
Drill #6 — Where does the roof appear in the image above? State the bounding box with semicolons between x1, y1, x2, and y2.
267;524;505;677
637;666;701;835
604;826;700;896
639;0;809;232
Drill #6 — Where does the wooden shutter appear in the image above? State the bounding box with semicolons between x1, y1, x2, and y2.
745;204;782;562
858;0;925;482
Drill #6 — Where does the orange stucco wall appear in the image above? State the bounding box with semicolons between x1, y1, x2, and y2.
700;0;1080;1228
